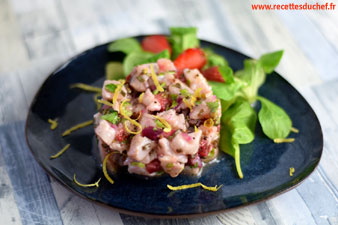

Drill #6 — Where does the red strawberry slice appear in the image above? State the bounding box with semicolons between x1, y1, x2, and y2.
146;159;162;173
155;93;170;111
174;48;207;76
202;66;225;82
141;35;171;54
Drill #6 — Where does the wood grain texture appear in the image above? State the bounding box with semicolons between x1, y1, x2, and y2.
0;150;22;225
0;122;62;225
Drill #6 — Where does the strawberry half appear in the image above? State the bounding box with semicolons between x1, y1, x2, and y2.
174;48;206;76
141;35;171;54
202;66;225;82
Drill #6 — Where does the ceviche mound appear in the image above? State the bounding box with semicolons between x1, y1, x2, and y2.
94;58;221;178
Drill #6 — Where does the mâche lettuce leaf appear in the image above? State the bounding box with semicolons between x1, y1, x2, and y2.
257;96;292;140
220;100;257;178
107;38;142;54
169;27;200;58
259;50;284;74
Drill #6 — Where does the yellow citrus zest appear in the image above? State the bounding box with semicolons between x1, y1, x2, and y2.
289;167;295;176
93;93;102;110
274;138;295;143
152;115;172;132
113;79;125;106
73;174;101;188
290;127;299;133
120;100;142;134
194;125;199;133
204;118;214;128
62;120;94;137
183;98;192;110
167;183;222;192
48;119;58;130
50;144;70;159
97;99;114;108
150;64;164;93
70;83;102;93
138;92;144;103
103;152;114;185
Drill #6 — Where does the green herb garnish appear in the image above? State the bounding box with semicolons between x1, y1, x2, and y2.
105;84;117;93
180;89;191;97
131;162;145;168
101;111;120;124
207;101;219;113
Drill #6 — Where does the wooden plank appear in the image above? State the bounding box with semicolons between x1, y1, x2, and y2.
300;85;338;194
0;72;29;124
0;122;63;225
215;0;322;89
266;190;317;225
215;208;256;225
270;0;338;82
0;0;29;73
0;149;22;225
50;178;123;225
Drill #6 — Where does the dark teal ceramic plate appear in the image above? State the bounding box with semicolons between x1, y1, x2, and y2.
25;37;323;218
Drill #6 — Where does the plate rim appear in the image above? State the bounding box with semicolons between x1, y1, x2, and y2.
24;36;324;218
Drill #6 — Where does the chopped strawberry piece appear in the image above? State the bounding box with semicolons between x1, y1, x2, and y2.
199;139;212;157
187;155;202;168
141;35;172;54
126;74;132;82
202;66;225;82
146;159;162;173
174;48;207;76
155;93;170;111
115;124;128;142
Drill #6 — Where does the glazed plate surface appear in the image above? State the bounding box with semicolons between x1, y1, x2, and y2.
25;38;323;217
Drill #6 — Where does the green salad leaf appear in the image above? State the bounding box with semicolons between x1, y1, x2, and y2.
123;50;170;75
257;96;292;139
236;59;265;103
123;51;153;75
104;83;117;93
169;27;199;58
107;38;142;54
101;111;120;124
106;62;125;80
218;65;234;83
220;100;257;178
143;49;170;63
259;50;284;74
208;80;242;101
204;48;228;68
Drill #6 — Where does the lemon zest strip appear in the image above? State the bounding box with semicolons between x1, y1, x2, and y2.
167;183;222;192
290;127;299;133
48;119;58;130
182;98;192;110
274;138;295;143
113;80;125;106
204;118;214;128
120;100;142;134
93;93;102;110
103;152;114;184
73;174;101;188
138;92;144;103
194;125;199;133
50;144;70;159
97;99;114;108
289;167;295;176
150;64;164;93
152;115;172;132
70;83;102;93
62;120;94;137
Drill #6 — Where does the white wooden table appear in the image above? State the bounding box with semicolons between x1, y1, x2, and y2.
0;0;337;224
